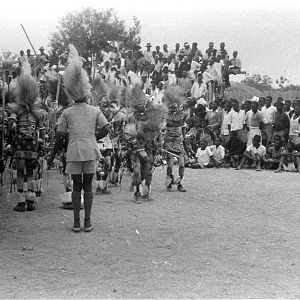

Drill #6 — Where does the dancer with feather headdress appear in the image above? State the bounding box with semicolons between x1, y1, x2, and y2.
126;84;167;202
47;44;109;232
162;85;188;192
92;76;129;193
6;72;46;212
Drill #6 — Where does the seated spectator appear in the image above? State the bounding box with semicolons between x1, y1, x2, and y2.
196;118;215;146
264;135;284;170
236;134;266;171
275;141;300;172
224;130;246;168
207;137;225;167
191;140;213;169
224;51;242;88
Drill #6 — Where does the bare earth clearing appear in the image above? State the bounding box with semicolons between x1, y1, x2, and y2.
0;167;299;299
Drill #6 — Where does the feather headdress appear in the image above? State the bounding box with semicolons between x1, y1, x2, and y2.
63;44;91;102
128;85;147;110
162;85;185;108
11;74;43;117
17;74;38;106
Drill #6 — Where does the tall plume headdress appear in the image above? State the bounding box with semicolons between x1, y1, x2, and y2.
162;85;185;109
63;44;91;102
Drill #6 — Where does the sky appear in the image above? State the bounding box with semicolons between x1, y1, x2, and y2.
1;0;300;84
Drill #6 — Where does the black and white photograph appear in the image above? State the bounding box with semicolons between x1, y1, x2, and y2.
0;0;299;298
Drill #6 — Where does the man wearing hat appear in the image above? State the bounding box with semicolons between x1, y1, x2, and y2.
236;134;266;171
144;43;154;64
36;46;49;78
183;42;191;56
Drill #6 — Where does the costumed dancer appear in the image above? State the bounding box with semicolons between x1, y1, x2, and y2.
126;85;167;202
7;74;46;212
162;85;188;192
47;45;109;232
46;70;73;208
91;76;117;195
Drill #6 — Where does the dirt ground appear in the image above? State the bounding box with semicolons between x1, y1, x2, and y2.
0;166;299;299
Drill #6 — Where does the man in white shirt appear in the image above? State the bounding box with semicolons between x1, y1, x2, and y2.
144;43;154;64
228;99;247;143
208;137;225;166
191;73;207;100
261;96;276;146
236;134;266;171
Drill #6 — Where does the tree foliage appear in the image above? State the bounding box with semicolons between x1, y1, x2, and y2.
49;7;141;62
241;73;273;91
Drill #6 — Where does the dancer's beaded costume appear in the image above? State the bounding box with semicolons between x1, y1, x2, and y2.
162;86;187;192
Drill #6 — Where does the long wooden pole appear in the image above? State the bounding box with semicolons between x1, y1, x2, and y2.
20;24;38;56
1;75;5;161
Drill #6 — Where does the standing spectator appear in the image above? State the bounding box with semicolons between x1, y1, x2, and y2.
206;57;219;102
171;43;181;61
288;101;300;146
283;99;294;118
261;96;276;146
183;42;191;56
220;101;232;145
190;42;202;62
162;44;169;59
189;56;201;83
273;101;290;144
154;45;163;60
228;99;247;144
144;43;154;64
205;42;217;59
191;73;207;100
245;101;264;146
175;53;187;79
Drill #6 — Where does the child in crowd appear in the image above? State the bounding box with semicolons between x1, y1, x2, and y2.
235;134;266;171
207;136;225;167
191;140;212;168
263;135;284;170
275;141;300;172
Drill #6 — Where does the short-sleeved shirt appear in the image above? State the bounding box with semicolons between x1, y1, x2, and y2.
246;144;266;158
208;145;225;163
196;147;213;166
58;102;108;162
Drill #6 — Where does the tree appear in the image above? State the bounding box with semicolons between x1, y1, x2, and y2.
49;7;141;63
241;73;273;91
